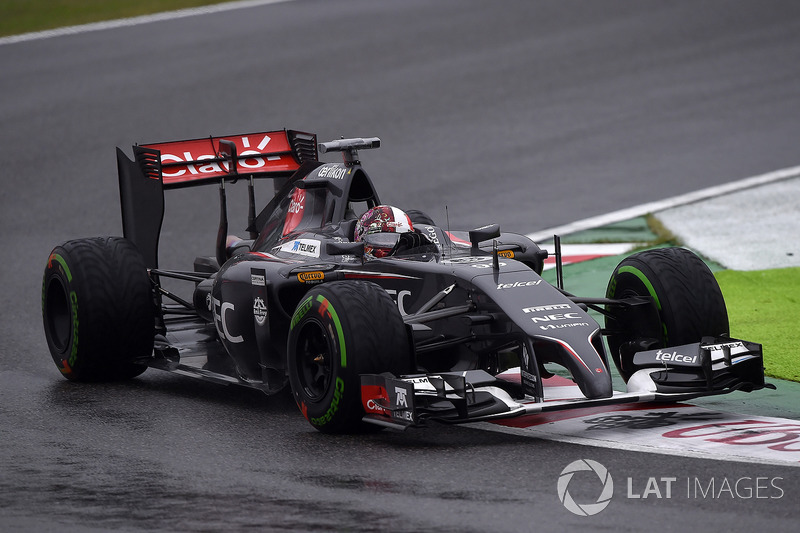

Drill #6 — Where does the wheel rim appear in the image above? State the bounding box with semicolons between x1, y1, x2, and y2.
45;278;71;352
295;319;335;401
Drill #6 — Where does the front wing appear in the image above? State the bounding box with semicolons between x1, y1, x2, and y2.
360;337;773;430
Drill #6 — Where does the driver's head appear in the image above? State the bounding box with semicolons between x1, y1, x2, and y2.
354;205;414;258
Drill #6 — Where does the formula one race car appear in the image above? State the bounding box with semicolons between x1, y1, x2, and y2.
41;129;772;433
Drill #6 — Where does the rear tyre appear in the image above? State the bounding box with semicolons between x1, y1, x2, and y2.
605;247;729;381
287;281;411;433
42;237;154;381
405;209;436;226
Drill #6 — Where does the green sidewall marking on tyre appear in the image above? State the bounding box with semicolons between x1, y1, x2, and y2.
316;294;346;369
44;253;79;374
50;253;72;282
310;376;345;427
618;266;662;311
290;296;314;330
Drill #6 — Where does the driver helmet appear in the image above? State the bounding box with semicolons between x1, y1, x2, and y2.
354;205;414;258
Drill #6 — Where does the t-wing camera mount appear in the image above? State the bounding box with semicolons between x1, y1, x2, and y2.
318;137;381;166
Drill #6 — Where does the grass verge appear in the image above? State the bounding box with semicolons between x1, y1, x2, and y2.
716;267;799;382
0;0;233;37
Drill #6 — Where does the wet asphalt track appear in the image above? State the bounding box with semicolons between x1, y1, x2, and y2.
2;1;800;531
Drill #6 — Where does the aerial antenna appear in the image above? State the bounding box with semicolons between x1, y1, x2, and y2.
554;234;564;291
445;205;452;260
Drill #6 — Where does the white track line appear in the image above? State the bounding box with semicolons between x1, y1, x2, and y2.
526;165;800;242
472;422;799;467
0;0;294;46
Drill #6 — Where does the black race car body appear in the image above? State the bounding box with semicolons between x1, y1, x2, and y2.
43;129;772;433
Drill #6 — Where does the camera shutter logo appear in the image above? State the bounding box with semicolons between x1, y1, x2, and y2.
557;459;614;516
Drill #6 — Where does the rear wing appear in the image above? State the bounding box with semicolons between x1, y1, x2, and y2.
117;129;317;269
138;130;317;189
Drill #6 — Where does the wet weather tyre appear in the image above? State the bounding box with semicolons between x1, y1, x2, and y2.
405;210;436;226
42;237;154;381
287;281;411;433
605;247;729;381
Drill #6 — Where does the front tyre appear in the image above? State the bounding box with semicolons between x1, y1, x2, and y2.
42;237;154;381
287;281;411;433
605;247;729;381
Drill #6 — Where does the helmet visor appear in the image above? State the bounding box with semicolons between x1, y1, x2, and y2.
363;232;401;250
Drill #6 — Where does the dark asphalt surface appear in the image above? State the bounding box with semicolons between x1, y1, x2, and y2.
2;1;799;531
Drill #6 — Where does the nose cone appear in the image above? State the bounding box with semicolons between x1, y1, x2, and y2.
575;362;613;399
542;335;613;399
469;269;613;400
